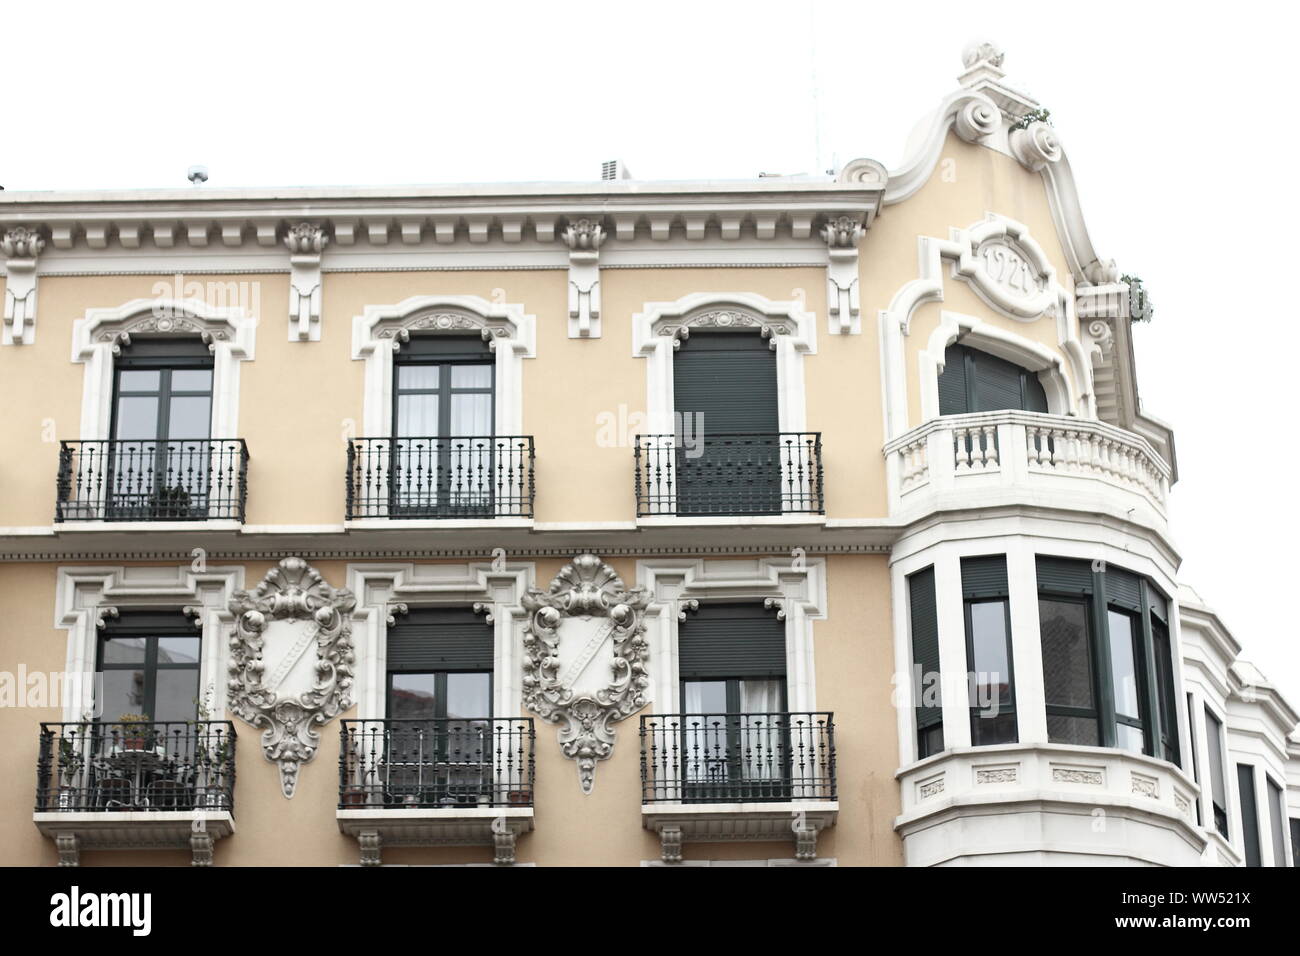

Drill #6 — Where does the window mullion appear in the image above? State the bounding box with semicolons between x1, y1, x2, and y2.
1091;571;1116;749
1138;584;1161;758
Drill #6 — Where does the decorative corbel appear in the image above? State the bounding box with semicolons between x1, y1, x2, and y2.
55;833;80;867
2;227;45;345
285;223;328;342
190;828;215;867
562;219;603;338
822;215;864;335
358;829;382;866
659;825;683;863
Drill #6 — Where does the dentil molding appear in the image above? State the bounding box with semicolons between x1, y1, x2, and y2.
521;554;650;793
227;557;357;797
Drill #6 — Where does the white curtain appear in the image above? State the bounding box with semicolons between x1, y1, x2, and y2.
739;680;783;781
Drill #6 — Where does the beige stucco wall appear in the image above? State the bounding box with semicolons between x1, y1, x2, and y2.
0;553;899;866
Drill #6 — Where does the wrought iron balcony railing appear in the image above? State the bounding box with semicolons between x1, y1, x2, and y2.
36;721;237;813
56;439;250;522
346;436;535;519
640;712;836;804
634;432;824;516
339;718;535;809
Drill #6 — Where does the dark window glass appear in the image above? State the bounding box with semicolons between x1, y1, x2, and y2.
1206;709;1229;838
1107;609;1146;754
1186;693;1202;825
97;614;200;724
1152;618;1179;764
1238;764;1262;867
1039;597;1098;746
908;568;942;759
1290;819;1300;868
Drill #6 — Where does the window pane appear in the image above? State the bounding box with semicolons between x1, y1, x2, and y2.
1107;609;1141;720
114;396;159;440
969;600;1011;710
683;680;727;715
1046;713;1099;746
390;674;438;719
397;365;439;390
171;369;212;392
738;679;783;714
157;637;200;665
100;669;147;718
1115;723;1144;754
444;672;491;720
118;370;160;392
396;394;439;437
102;637;147;664
1238;765;1262;867
1039;599;1093;709
448;392;492;436
167;395;211;439
1205;709;1227;807
154;668;199;723
450;364;492;388
971;712;1017;746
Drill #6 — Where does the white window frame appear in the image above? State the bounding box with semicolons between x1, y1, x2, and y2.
636;556;826;714
346;561;535;720
351;295;536;439
54;564;246;722
71;297;257;443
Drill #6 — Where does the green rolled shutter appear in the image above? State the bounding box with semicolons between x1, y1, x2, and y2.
673;331;778;433
909;567;942;730
938;346;970;415
387;607;493;671
678;603;786;679
1036;556;1093;595
961;555;1009;598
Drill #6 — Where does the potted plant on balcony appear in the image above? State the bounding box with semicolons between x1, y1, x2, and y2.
116;713;153;751
190;695;232;810
55;716;93;810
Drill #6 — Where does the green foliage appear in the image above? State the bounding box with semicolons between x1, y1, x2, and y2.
1012;108;1052;131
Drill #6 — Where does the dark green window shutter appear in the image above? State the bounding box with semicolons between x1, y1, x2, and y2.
961;555;1009;598
674;331;778;433
938;346;970;415
1238;765;1262;867
1036;556;1093;595
400;333;493;360
909;567;942;731
1104;568;1143;612
939;344;1049;415
387;607;493;672
678;603;786;679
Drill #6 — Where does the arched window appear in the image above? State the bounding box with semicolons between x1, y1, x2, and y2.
938;343;1048;415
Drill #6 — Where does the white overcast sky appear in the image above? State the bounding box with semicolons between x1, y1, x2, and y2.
5;1;1297;714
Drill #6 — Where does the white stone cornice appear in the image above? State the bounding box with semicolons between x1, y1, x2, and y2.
2;226;44;345
284;222;328;342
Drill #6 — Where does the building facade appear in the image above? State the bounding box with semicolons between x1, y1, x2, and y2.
1;44;1296;867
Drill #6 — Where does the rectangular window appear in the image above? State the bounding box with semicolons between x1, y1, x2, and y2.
677;603;791;802
1038;596;1098;746
1205;708;1229;838
97;611;201;724
1237;764;1262;867
908;568;942;759
1267;778;1288;867
961;556;1016;746
1151;609;1179;764
1291;819;1300;868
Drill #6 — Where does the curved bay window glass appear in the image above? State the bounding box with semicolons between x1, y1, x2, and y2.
97;611;201;724
390;335;495;516
962;556;1017;746
1036;557;1178;762
938;343;1049;415
383;607;494;807
109;338;214;519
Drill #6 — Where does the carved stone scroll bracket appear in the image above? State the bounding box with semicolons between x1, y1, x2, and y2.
2;226;44;345
227;557;356;798
562;219;603;338
55;833;80;867
285;223;328;342
358;829;382;866
822;215;865;335
659;826;683;863
492;817;518;865
190;829;215;867
521;554;650;794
